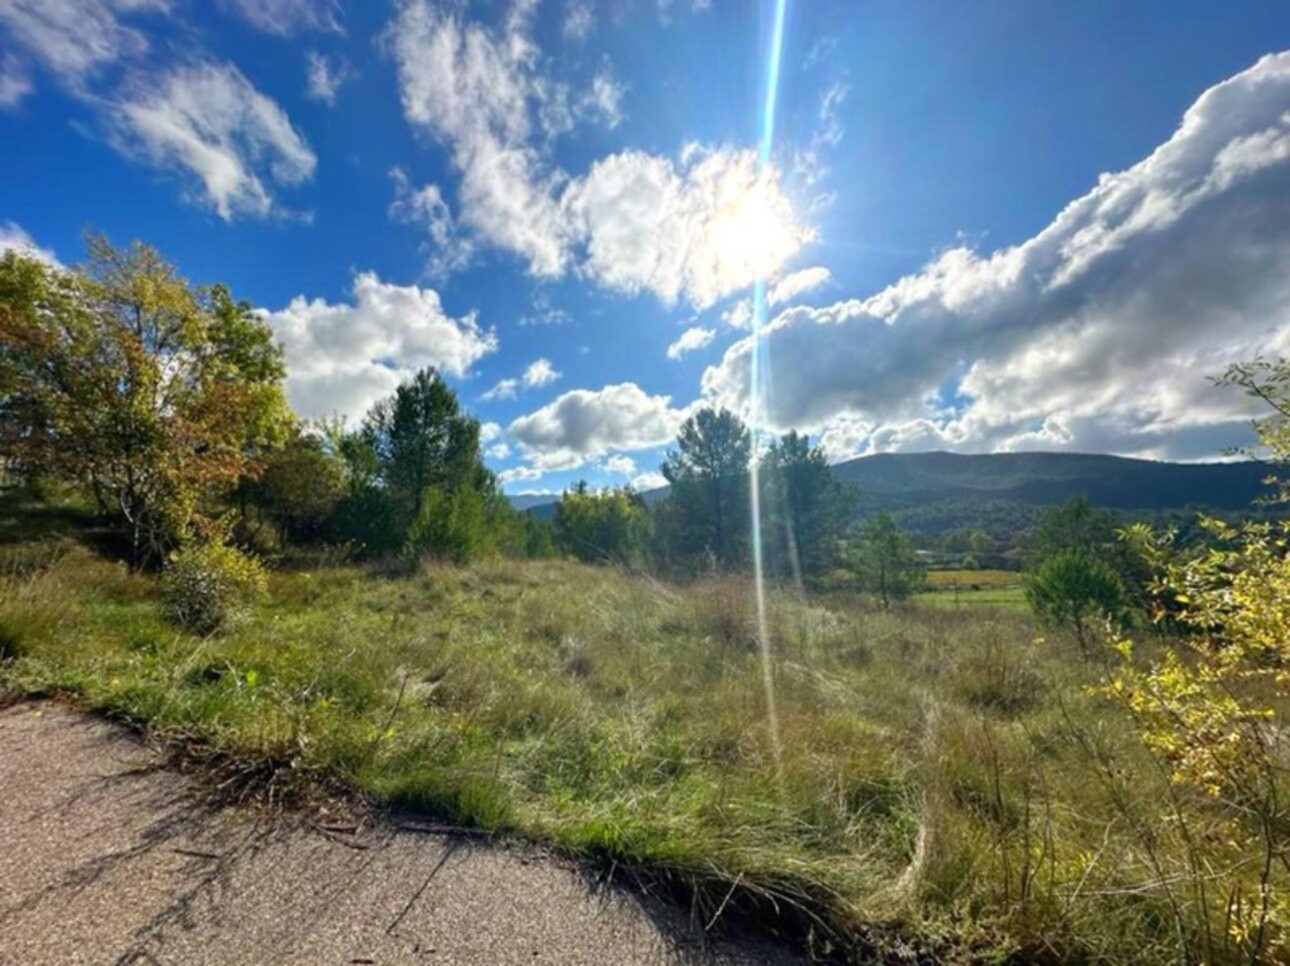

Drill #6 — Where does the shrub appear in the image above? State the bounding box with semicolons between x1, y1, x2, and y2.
1024;548;1123;654
405;484;492;564
161;539;267;635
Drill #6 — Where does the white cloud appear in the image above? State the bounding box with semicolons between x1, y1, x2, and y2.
389;2;807;306
389;168;475;276
0;0;158;91
523;357;561;387
666;325;716;360
565;146;810;308
220;0;339;35
305;51;350;105
563;0;592;41
480;421;502;443
518;291;570;326
0;221;58;266
110;61;316;220
487;442;512;460
0;54;33;107
721;298;752;330
792;78;849;198
482;378;519;401
390;0;574;277
261;271;498;420
630;470;668;491
499;464;543;485
508;382;685;469
482;357;561;401
768;266;831;306
603;454;636;475
703;52;1290;462
583;68;623;128
815;80;848;149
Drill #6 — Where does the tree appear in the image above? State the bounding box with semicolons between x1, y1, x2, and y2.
1031;496;1147;609
660;408;751;568
1024;549;1124;654
405;482;492;564
253;434;346;547
848;514;925;608
0;238;291;565
361;367;482;523
1031;496;1116;561
1100;358;1290;960
554;482;652;564
758;430;856;582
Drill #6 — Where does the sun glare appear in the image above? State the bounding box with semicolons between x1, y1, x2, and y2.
713;175;801;282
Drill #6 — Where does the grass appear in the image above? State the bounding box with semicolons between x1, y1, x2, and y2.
0;500;1282;962
918;569;1028;611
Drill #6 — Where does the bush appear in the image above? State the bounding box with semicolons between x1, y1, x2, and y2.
161;540;267;635
1024;548;1123;654
405;484;492;564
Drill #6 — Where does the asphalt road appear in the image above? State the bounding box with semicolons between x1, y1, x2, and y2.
0;702;798;965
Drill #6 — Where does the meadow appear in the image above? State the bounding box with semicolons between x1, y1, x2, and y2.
918;569;1028;611
1;496;1278;964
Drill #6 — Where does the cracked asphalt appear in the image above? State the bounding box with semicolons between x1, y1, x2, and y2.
0;702;798;965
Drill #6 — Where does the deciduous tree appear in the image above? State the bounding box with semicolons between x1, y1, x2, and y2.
0;238;291;565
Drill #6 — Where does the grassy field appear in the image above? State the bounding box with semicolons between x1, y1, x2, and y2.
918;569;1028;610
0;502;1280;963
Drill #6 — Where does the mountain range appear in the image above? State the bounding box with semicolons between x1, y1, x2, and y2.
510;451;1279;538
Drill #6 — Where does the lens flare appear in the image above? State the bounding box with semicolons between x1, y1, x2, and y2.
749;0;791;792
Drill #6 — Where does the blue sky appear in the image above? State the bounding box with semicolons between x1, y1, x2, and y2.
2;1;1289;493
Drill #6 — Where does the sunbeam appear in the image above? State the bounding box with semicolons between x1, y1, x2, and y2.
749;0;792;793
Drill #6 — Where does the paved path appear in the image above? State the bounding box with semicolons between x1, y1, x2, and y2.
0;703;797;965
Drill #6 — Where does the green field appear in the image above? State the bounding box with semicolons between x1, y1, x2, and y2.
1;502;1280;963
917;569;1028;610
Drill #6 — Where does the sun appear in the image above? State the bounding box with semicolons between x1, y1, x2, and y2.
709;168;806;292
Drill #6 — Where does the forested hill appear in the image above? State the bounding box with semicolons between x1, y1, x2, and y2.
513;451;1279;536
831;451;1272;510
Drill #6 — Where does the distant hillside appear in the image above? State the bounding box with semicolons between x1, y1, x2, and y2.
831;451;1272;510
507;493;561;512
831;451;1277;539
510;451;1279;537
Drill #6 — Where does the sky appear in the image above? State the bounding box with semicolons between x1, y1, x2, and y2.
1;1;1289;494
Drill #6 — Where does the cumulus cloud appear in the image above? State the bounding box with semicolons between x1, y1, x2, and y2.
110;62;316;219
631;470;668;491
702;52;1290;462
498;464;543;485
666;326;716;360
481;378;518;401
508;382;685;469
0;0;159;91
523;357;561;387
768;266;831;306
219;0;339;35
389;1;807;305
482;357;562;401
0;221;59;265
305;51;350;105
721;298;753;330
261;271;498;420
603;454;636;475
566;146;809;308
